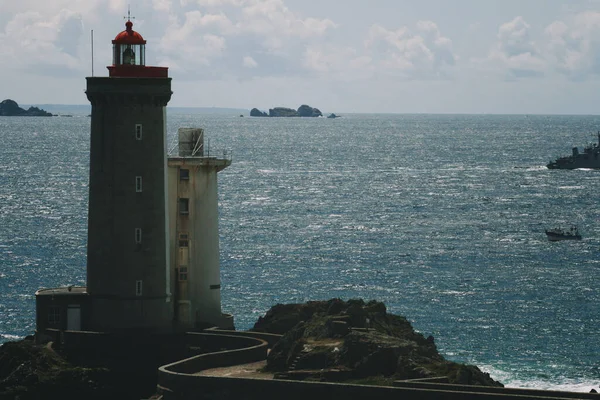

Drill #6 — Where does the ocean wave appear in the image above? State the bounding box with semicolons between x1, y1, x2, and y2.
1;333;24;341
481;364;599;393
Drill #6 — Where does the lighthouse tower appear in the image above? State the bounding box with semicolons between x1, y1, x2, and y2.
84;18;173;331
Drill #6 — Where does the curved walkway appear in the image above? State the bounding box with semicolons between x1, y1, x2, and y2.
194;359;272;378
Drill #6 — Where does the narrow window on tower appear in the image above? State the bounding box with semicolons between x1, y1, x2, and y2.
179;266;188;281
135;124;143;140
180;169;189;180
179;198;189;215
179;233;189;247
135;280;143;296
135;228;142;244
135;176;142;192
48;306;60;324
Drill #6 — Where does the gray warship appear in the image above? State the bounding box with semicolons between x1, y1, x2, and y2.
547;131;600;169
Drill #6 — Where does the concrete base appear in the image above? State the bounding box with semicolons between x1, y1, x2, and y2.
88;296;173;332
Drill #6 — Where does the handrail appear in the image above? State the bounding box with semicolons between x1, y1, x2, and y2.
159;332;267;375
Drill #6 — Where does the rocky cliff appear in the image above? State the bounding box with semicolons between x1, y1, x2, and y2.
0;99;52;116
0;336;183;400
0;337;118;399
252;299;503;387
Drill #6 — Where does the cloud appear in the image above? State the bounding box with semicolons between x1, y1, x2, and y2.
0;9;85;77
476;16;545;79
302;44;372;80
242;55;257;68
155;0;337;78
152;0;172;12
174;0;336;44
239;0;336;40
544;11;600;79
497;16;537;57
364;20;457;79
183;0;245;6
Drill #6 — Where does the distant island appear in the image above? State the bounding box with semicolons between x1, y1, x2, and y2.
251;104;322;117
0;99;52;117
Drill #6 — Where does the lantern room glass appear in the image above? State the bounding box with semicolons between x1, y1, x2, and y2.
113;44;145;66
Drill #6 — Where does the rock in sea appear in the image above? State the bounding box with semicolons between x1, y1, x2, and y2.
0;99;52;117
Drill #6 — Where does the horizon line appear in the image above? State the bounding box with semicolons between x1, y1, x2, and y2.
15;104;600;117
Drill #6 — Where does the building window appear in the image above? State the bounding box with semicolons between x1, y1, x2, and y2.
135;280;143;296
135;228;142;244
180;169;189;180
135;176;142;192
48;306;60;324
179;198;189;215
179;233;189;247
179;266;188;281
135;124;143;140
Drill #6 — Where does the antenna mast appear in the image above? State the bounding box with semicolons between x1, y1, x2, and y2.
91;29;94;77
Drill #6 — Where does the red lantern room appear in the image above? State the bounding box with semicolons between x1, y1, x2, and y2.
107;19;168;78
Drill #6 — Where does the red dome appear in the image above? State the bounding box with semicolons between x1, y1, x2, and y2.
112;20;146;45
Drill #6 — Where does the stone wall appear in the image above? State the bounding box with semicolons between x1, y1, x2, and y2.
157;331;600;400
161;332;267;374
158;373;591;400
204;328;282;347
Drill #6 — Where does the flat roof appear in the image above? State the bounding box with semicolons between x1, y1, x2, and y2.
35;286;88;296
168;157;231;171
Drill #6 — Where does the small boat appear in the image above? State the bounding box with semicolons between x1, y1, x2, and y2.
545;226;582;241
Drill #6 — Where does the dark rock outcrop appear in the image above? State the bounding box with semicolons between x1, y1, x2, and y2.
269;107;298;117
0;99;52;116
0;335;187;400
250;108;268;117
250;105;322;117
297;104;322;117
252;298;503;387
0;337;114;399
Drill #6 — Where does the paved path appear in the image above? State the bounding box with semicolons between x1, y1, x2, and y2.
194;360;274;379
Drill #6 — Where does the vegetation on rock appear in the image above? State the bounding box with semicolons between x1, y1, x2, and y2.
252;298;503;387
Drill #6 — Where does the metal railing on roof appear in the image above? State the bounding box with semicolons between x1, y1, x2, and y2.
167;133;232;161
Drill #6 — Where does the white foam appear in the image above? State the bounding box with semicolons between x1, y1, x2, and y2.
481;365;599;394
505;380;599;393
1;334;23;341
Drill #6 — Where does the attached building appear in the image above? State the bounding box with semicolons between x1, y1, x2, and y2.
168;129;232;329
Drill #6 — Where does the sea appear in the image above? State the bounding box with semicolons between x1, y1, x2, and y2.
1;112;599;392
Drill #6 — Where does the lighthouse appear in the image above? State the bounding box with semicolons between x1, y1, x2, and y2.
34;17;233;336
84;18;173;331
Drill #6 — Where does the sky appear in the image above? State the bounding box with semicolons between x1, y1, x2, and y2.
3;0;600;114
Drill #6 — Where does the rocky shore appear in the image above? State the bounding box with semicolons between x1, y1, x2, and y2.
0;335;180;399
0;99;52;116
252;299;502;387
0;299;504;399
0;337;124;399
